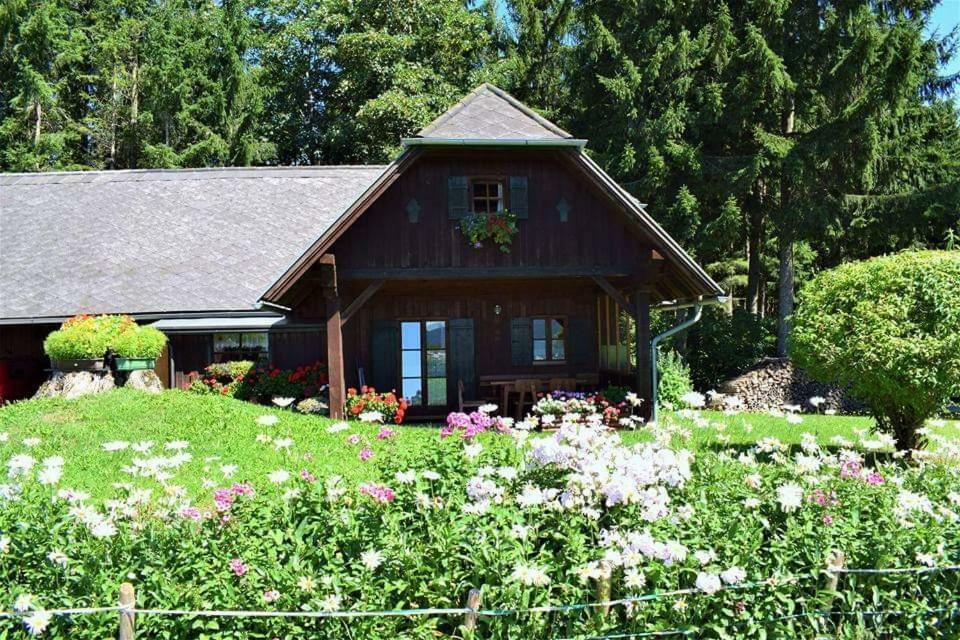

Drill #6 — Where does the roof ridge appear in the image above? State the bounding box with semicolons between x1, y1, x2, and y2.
416;83;573;140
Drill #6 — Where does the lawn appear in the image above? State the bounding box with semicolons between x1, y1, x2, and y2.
0;388;957;502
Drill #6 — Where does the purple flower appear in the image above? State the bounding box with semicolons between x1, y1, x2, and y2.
865;471;884;485
377;427;396;440
263;589;280;603
822;514;834;525
359;446;374;461
347;434;361;445
229;558;248;577
300;469;317;483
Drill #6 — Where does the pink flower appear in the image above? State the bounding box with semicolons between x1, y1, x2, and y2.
822;514;834;525
231;482;255;496
865;471;884;485
263;589;280;603
229;558;248;577
300;469;317;483
213;489;234;512
359;446;373;461
840;459;862;479
179;507;202;521
377;427;396;440
358;483;396;504
347;434;361;445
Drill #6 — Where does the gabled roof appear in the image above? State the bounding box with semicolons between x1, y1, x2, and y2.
414;83;575;141
0;166;386;321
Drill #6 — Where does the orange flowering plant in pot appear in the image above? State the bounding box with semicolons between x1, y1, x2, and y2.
345;386;408;424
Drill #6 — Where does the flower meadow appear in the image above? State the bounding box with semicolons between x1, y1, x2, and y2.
1;404;960;638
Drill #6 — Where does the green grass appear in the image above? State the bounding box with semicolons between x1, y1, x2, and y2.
0;389;432;500
0;389;957;502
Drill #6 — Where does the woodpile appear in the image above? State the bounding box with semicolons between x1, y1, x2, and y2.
717;357;864;414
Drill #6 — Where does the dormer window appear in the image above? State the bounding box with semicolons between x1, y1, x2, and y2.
471;180;504;213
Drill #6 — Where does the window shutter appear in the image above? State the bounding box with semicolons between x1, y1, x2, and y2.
448;176;469;219
448;318;477;402
567;316;592;366
509;176;529;219
370;320;399;393
510;317;533;366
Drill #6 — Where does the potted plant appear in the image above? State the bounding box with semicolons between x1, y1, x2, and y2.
43;314;124;372
459;209;519;253
113;325;167;371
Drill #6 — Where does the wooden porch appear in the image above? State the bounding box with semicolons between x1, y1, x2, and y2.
306;257;654;419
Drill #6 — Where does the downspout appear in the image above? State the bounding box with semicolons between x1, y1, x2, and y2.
650;300;703;424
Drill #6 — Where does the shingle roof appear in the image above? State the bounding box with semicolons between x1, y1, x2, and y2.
0;166;386;320
416;83;573;140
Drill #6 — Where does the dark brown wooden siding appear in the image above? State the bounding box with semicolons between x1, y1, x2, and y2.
328;149;653;274
269;329;325;369
169;334;212;389
337;280;599;391
0;324;53;401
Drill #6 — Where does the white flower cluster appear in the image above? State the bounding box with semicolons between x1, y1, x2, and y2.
462;415;692;521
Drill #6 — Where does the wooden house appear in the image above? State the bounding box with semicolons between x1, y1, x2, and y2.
0;84;723;416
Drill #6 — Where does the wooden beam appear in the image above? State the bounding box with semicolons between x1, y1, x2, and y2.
590;275;636;316
340;279;384;327
321;254;345;420
634;288;652;409
339;265;638;281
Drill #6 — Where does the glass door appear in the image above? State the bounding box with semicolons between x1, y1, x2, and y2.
400;320;447;406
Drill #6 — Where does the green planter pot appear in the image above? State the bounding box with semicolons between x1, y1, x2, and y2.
52;358;105;372
114;357;156;372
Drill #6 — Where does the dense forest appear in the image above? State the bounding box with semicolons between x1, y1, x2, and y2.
2;0;958;360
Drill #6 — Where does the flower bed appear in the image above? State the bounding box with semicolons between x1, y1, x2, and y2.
186;361;329;403
0;405;959;638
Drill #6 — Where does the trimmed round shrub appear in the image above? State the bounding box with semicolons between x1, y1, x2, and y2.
112;325;168;358
657;349;693;407
43;314;133;360
792;250;960;451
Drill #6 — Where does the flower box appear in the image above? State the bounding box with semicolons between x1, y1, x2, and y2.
114;357;156;372
52;358;105;372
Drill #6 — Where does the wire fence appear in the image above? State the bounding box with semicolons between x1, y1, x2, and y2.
3;562;960;638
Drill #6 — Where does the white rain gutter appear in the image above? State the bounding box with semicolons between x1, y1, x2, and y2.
650;295;726;424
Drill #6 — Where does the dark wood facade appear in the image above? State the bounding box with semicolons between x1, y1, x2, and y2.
285;148;662;416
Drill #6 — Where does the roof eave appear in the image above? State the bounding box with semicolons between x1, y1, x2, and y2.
402;138;587;148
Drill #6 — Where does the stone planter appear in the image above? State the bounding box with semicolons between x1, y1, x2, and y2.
52;358;105;373
114;357;156;372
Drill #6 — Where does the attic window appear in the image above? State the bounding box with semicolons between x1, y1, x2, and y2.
471;180;504;213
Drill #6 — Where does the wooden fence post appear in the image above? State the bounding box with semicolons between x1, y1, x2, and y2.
118;582;135;640
820;551;845;634
596;561;612;617
464;588;482;632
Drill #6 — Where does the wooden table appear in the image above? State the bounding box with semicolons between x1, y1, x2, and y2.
482;377;547;419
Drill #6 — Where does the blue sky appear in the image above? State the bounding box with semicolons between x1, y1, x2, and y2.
929;0;960;77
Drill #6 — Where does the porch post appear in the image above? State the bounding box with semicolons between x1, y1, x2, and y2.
321;254;345;420
634;288;652;403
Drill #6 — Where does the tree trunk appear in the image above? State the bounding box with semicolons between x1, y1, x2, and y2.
746;185;765;315
776;97;795;357
128;60;139;169
33;101;42;147
776;230;794;356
